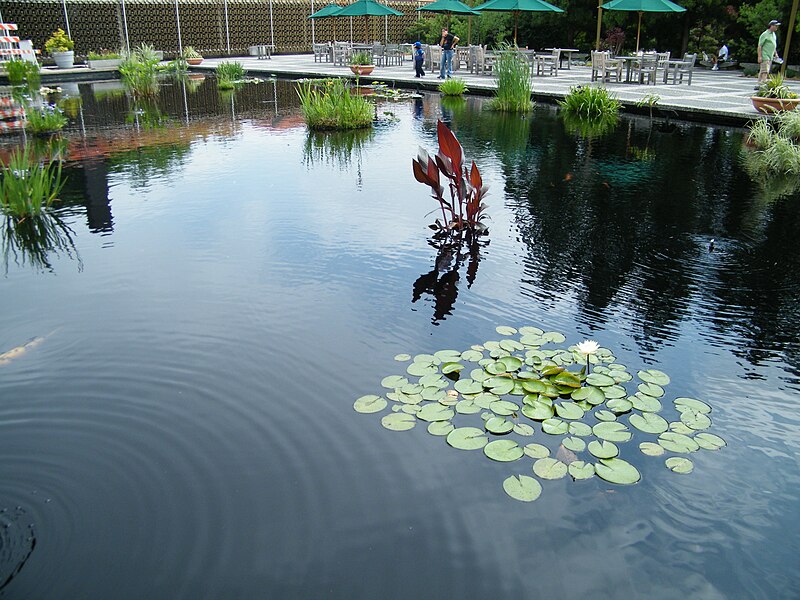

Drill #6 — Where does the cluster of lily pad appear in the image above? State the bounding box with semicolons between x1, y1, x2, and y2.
354;325;725;503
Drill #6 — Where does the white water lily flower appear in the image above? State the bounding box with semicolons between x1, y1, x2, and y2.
576;340;600;356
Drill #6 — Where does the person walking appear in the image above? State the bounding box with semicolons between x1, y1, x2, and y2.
413;41;425;77
438;27;460;79
757;20;781;85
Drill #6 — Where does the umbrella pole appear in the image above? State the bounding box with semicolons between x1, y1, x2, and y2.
468;15;471;45
514;10;518;46
781;0;798;76
595;0;602;51
636;11;642;52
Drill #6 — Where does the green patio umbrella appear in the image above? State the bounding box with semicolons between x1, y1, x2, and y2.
418;0;479;30
598;0;686;52
336;0;403;42
308;2;343;43
473;0;564;45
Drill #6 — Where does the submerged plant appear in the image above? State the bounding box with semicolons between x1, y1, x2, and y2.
412;120;489;235
489;44;532;113
297;78;374;130
559;86;620;119
0;147;65;218
439;77;467;96
216;61;245;89
354;325;725;503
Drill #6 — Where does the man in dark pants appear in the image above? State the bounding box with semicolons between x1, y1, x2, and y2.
438;28;460;79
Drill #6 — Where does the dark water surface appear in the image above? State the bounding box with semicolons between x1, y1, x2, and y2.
0;78;798;599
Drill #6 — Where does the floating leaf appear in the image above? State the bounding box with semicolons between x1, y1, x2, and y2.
592;421;632;442
522;401;554;421
552;370;581;388
606;398;633;414
454;379;483;395
513;423;535;436
400;404;420;415
521;380;547;394
523;443;550;459
630;394;662;413
487;377;515;395
496;325;518;336
639;442;665;456
568;460;595;480
638;369;670;386
629;412;669;434
486;361;506;376
456;400;481;414
381;413;416;431
441;362;464;374
568;422;593;437
407;362;438;377
585;373;615;387
543;331;566;344
503;475;542;502
485;416;514;435
674;397;712;414
533;457;568;479
571;386;606;405
669;421;695;435
499;339;524;352
427;421;454;436
490;400;519;416
611;370;633;383
519;326;544;336
354;395;387;414
658;432;700;453
420;374;449;389
637;382;665;398
694;432;726;450
499;356;523;372
413;353;438;364
446;427;488;450
461;349;483;362
594;410;617;422
665;457;694;474
484;439;524;462
474;392;499;409
680;409;712;431
587;440;619;459
542;418;569;435
434;349;462;362
562;436;586;452
401;383;424;395
555;402;585;420
421;387;446;402
394;354;412;362
381;375;408;389
417;404;454;422
595;458;641;485
602;385;627;399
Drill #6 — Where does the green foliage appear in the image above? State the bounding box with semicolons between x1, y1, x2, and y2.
561;112;619;139
181;46;202;59
777;109;800;140
120;43;161;97
44;29;74;54
744;112;800;178
755;74;799;99
439;77;467;96
489;44;532;113
24;104;68;134
3;59;40;88
297;78;374;130
559;85;621;119
746;118;774;148
349;50;373;66
216;61;245;89
87;51;122;60
0;147;64;218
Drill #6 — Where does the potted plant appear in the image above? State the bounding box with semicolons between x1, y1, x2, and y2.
751;74;800;114
349;50;374;76
87;50;123;70
182;46;203;66
45;28;75;69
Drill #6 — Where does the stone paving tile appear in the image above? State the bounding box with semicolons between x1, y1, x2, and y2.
197;54;800;124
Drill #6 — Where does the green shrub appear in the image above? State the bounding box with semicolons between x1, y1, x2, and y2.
559;85;621;119
777;110;800;141
744;113;800;176
4;59;40;88
216;61;245;89
0;147;64;218
25;104;68;134
88;51;122;60
349;51;373;66
297;78;374;130
439;77;467;96
120;43;161;97
489;44;532;113
44;29;74;54
182;46;202;59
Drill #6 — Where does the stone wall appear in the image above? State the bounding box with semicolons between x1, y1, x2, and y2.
0;0;424;57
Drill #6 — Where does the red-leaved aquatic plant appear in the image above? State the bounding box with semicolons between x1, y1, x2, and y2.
412;120;489;235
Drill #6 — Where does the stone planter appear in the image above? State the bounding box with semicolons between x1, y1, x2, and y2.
52;50;75;69
751;96;800;114
350;65;374;76
87;58;122;70
186;58;203;66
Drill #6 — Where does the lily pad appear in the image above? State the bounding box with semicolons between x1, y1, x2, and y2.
441;362;464;374
474;392;499;409
542;418;569;435
587;440;619;459
669;421;695;435
413;353;438;364
446;427;488;450
639;442;665;456
354;395;388;414
694;432;726;450
499;356;523;372
434;349;462;362
680;409;712;431
562;436;586;452
665;457;694;474
674;397;712;414
595;458;641;485
401;383;424;395
533;457;568;479
637;382;665;398
568;460;595;480
490;400;520;416
568;421;593;437
456;400;481;414
638;369;670;386
513;423;535;436
585;373;616;387
420;374;449;389
630;394;662;413
521;400;554;421
381;375;408;389
407;362;438;377
486;377;515;395
485;417;514;435
417;404;455;422
394;354;412;362
602;385;628;399
499;339;524;352
503;474;542;502
552;370;582;388
543;331;567;344
486;361;506;376
519;326;544;336
629;412;669;434
454;379;483;395
571;386;606;405
523;443;550;459
606;398;633;414
658;432;700;453
427;421;454;436
381;413;416;431
484;439;524;462
422;387;446;402
555;402;585;420
460;349;483;362
594;410;617;422
592;421;632;443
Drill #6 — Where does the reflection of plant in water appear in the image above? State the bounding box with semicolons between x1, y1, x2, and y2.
2;211;80;273
354;325;725;502
107;142;192;189
58;94;82;119
126;98;169;130
302;128;373;169
561;111;619;139
629;146;656;161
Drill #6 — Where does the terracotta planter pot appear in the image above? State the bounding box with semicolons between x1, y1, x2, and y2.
751;96;800;114
186;58;203;66
350;65;374;76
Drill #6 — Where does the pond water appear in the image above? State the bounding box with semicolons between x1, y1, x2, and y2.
0;77;798;599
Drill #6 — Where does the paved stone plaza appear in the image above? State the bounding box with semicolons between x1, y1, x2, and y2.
195;53;800;125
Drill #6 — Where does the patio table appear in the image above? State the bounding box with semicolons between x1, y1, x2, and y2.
544;47;579;69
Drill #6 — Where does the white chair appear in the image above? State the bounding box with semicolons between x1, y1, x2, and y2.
536;48;560;77
664;53;696;85
591;50;622;83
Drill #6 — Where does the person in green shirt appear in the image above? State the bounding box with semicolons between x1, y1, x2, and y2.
757;19;781;84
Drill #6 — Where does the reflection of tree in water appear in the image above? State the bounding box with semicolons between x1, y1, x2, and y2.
2;211;81;274
412;231;488;324
302;128;374;170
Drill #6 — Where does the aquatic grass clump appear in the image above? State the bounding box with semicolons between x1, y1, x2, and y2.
24;104;68;134
4;59;41;88
439;77;467;96
120;43;160;97
489;44;532;113
216;61;245;90
0;147;65;218
297;78;374;130
744;112;800;176
559;86;621;119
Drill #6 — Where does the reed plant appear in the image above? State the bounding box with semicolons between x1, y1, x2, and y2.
777;110;800;141
120;43;161;97
297;78;374;130
439;77;467;96
4;59;41;88
489;44;532;113
744;113;800;176
24;104;68;134
0;147;65;218
216;61;245;89
559;86;620;119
